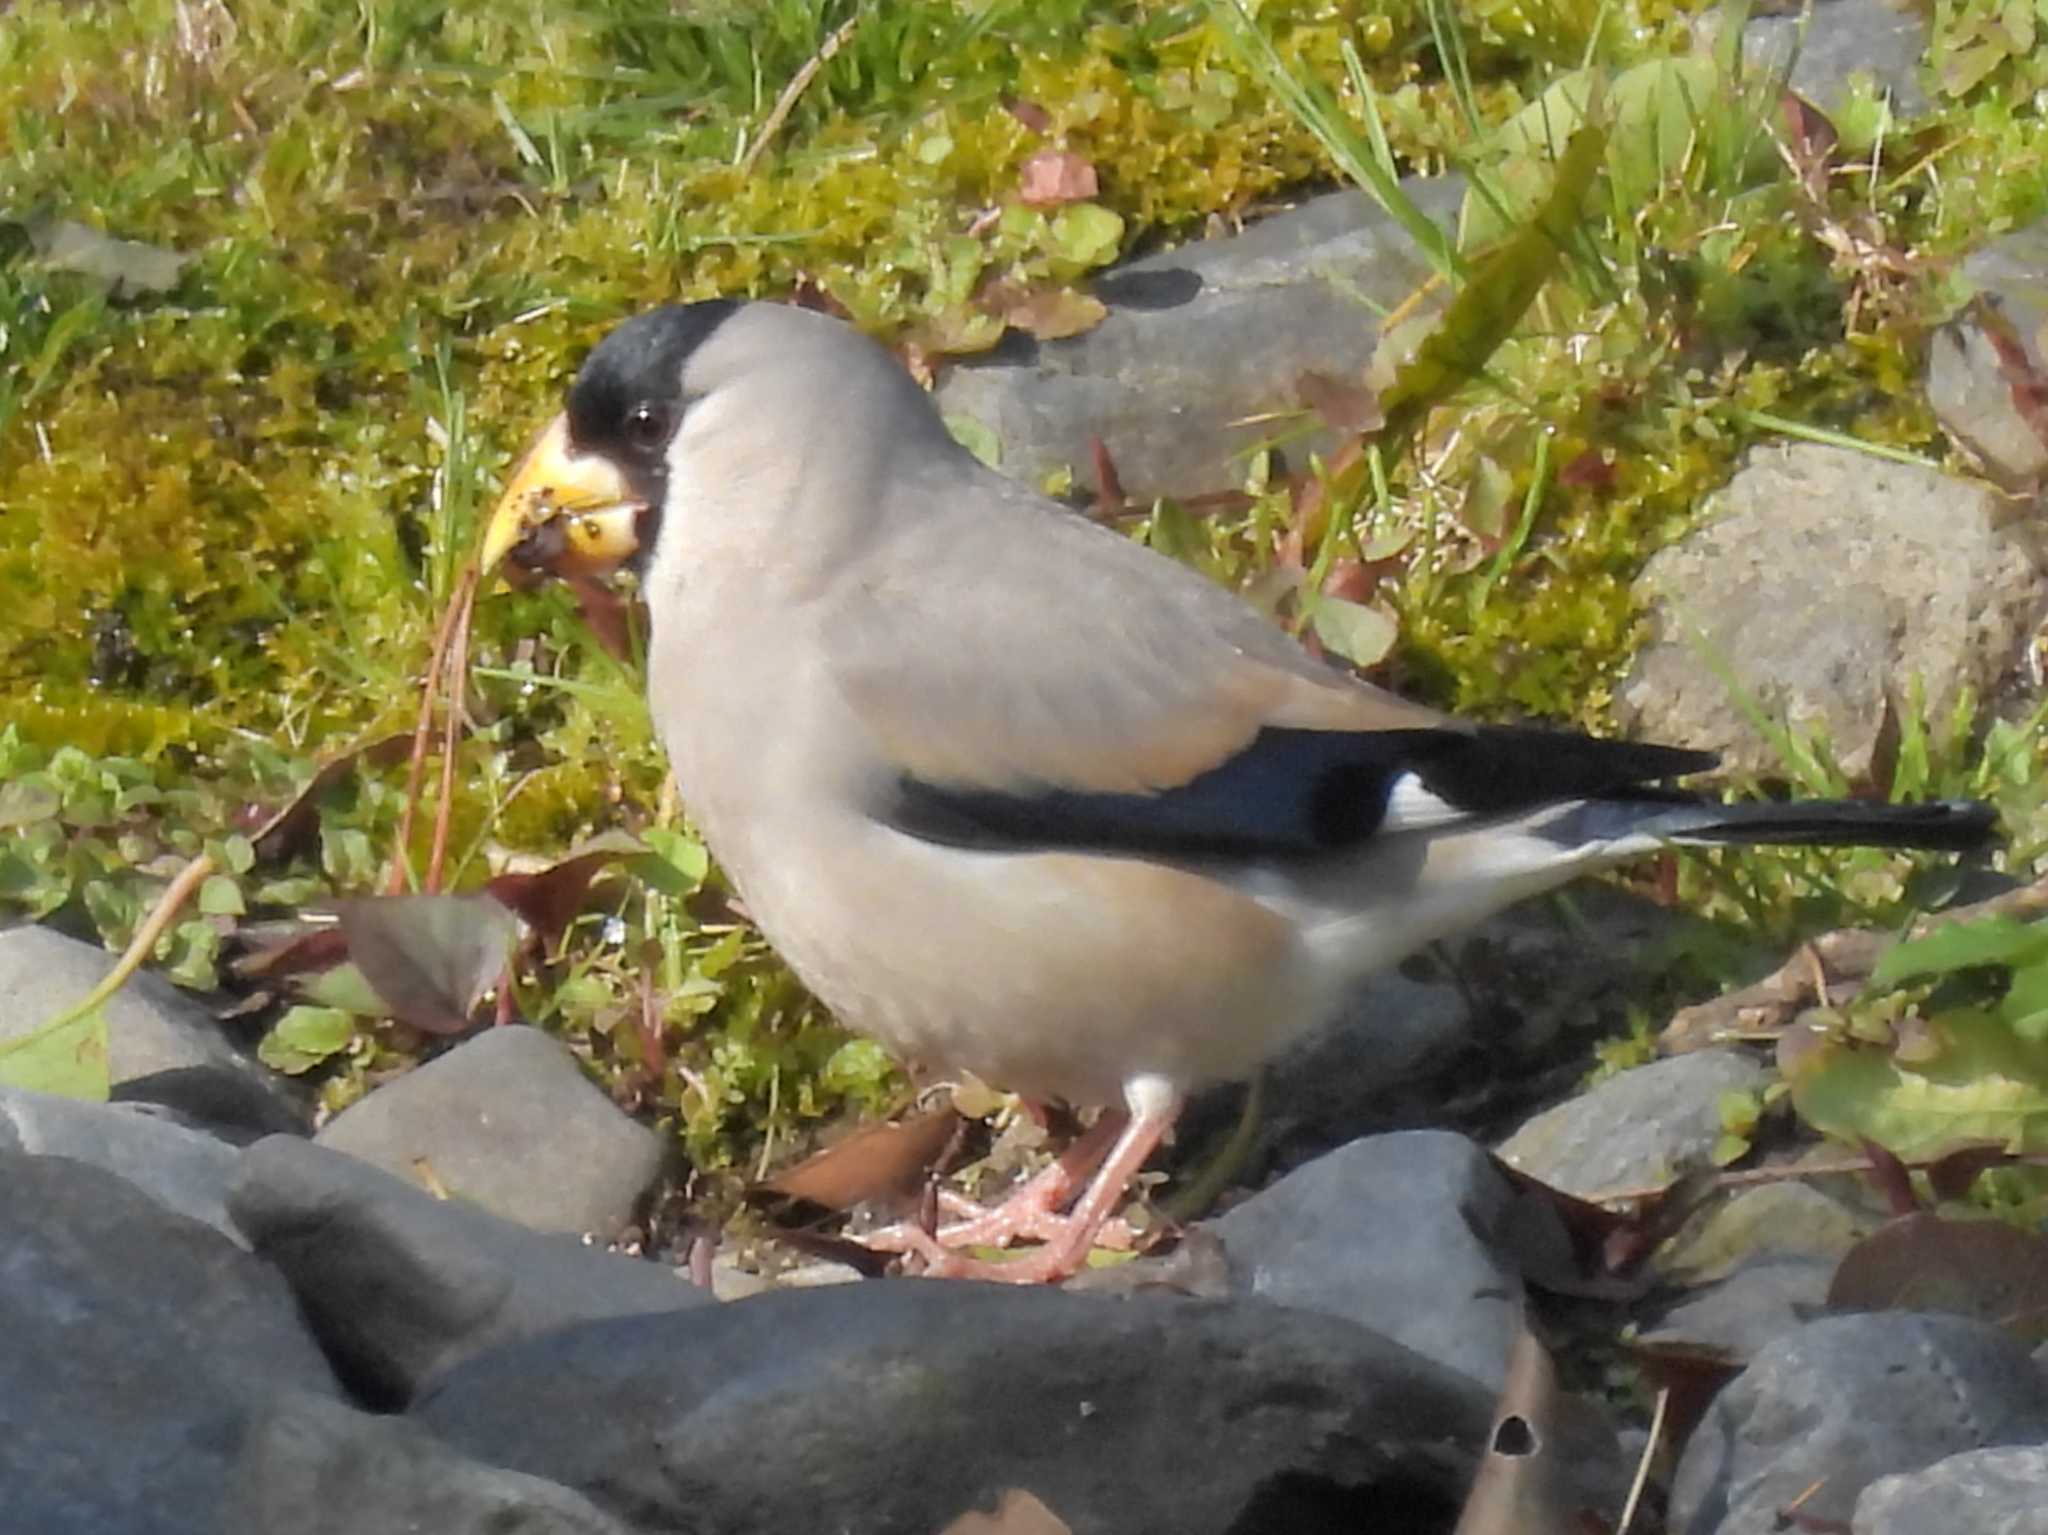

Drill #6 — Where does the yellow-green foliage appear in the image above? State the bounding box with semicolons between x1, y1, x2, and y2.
2;0;1446;749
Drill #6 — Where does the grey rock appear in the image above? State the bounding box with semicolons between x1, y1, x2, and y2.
1856;1444;2048;1535
1182;881;1707;1180
934;179;1462;499
229;1135;710;1405
314;1024;664;1237
1645;1254;1839;1364
0;1084;243;1243
110;1063;311;1139
1930;219;2048;493
1616;442;2042;780
1642;1182;1872;1360
415;1282;1498;1535
0;1153;341;1535
1187;966;1469;1176
1927;311;2048;496
1659;1180;1870;1288
1670;1312;2048;1535
1496;1049;1767;1199
1744;0;1932;117
224;1389;632;1535
707;1251;867;1299
1297;968;1473;1104
1206;1129;1558;1391
0;924;304;1133
1960;219;2048;377
1448;880;1716;1061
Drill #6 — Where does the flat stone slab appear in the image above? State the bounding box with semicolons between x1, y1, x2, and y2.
935;179;1462;499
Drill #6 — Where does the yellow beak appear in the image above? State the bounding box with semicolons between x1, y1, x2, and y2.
479;412;645;577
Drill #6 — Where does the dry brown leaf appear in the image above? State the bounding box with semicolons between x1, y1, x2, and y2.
1320;558;1377;604
1857;1137;1923;1218
1001;286;1107;341
1452;1328;1586;1535
761;1103;963;1212
938;1488;1073;1535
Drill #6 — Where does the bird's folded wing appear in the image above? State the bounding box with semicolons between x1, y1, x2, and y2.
827;498;1711;861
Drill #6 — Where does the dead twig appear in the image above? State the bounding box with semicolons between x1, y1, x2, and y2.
1614;1386;1668;1535
1583;1149;2048;1210
29;852;220;1038
387;584;472;895
1661;870;2048;1053
426;564;479;893
739;8;865;176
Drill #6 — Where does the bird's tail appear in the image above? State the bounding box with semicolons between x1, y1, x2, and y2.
1536;796;1999;856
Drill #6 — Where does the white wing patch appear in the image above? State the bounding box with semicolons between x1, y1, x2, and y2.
1381;772;1473;833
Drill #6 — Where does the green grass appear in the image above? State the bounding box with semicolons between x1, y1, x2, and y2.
4;0;2046;1186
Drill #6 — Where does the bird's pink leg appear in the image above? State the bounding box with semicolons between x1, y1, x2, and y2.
915;1077;1183;1285
930;1110;1128;1243
862;1110;1128;1258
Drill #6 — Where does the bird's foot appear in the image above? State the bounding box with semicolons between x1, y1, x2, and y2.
858;1109;1132;1262
905;1219;1110;1285
864;1089;1180;1285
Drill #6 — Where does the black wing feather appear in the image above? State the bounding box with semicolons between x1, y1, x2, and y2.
878;725;1718;860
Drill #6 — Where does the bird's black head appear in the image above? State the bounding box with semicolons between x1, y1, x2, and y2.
564;300;742;532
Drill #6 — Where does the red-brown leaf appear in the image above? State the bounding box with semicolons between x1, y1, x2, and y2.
1017;148;1098;208
1858;1137;1922;1217
565;573;637;662
1005;97;1053;134
332;892;521;1035
1320;558;1377;604
1780;91;1839;202
230;924;351;981
1924;1144;2014;1203
1555;449;1616;491
1829;1210;2048;1339
485;834;645;955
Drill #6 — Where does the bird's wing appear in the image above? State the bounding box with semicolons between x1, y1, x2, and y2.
827;484;1711;861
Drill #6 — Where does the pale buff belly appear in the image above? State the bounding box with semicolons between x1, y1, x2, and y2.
708;807;1325;1109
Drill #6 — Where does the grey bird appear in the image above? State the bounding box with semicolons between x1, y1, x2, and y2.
481;300;1994;1282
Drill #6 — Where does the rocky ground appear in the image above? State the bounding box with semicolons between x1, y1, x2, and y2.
12;911;2048;1534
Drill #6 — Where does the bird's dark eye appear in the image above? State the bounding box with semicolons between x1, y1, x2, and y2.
624;401;670;453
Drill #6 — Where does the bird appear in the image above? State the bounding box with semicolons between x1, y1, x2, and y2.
480;300;1996;1283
